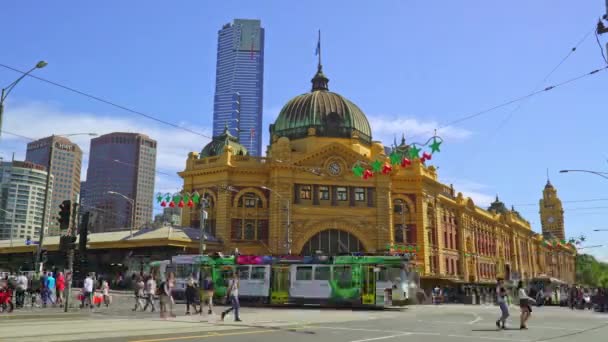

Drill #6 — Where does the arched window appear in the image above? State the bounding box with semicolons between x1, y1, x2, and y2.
238;192;263;208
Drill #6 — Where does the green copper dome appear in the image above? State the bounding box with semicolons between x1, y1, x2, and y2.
270;66;372;144
200;126;248;158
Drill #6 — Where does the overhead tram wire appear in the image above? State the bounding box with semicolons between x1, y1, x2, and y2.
0;63;214;141
513;198;608;207
458;27;596;171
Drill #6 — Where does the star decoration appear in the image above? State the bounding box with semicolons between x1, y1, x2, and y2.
352;164;365;177
156;193;163;203
409;145;421;160
182;193;190;203
164;193;171;202
172;194;181;204
371;160;383;173
389;151;402;165
430;137;442;153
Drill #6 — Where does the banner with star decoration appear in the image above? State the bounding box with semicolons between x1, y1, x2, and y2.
156;191;203;208
352;133;444;178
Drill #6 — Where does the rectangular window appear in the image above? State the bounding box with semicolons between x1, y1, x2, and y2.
314;266;331;280
336;187;347;201
354;188;365;201
299;185;312;200
332;266;352;287
238;266;250;279
251;266;266;280
245;197;257;208
296;266;313;281
394;224;404;243
319;186;330;200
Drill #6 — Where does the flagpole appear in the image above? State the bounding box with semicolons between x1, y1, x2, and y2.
318;30;322;69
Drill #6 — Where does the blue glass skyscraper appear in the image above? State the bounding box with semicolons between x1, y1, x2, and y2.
212;19;264;156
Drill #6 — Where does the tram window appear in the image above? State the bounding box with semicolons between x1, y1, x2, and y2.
238;266;250;280
377;268;389;282
251;266;266;280
314;266;331;281
333;266;352;287
220;267;234;286
296;266;313;281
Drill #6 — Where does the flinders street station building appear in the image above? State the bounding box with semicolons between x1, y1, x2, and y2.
179;62;576;287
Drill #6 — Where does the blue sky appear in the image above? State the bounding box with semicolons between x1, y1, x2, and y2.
1;1;608;260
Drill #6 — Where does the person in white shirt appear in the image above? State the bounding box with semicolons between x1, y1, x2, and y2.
495;278;509;329
221;272;241;322
101;279;110;307
82;274;94;309
143;275;156;312
517;281;534;329
15;272;28;308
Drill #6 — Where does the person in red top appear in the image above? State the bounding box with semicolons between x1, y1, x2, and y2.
56;272;65;308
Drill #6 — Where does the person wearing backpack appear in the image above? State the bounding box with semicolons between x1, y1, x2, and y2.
220;272;241;322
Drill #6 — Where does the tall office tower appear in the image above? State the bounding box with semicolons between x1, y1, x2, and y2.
212;19;264;156
26;136;83;236
84;133;157;232
0;161;53;241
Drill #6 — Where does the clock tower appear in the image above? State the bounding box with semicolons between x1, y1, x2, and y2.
539;180;565;240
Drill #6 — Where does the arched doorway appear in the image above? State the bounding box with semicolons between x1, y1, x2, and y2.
300;229;365;255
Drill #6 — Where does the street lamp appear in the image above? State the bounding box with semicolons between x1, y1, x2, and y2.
261;186;291;254
107;191;135;238
559;169;608;180
0;61;48;138
36;132;97;273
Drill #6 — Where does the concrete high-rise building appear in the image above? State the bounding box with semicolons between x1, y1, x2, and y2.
83;133;157;232
0;160;53;242
212;19;264;156
25;136;83;236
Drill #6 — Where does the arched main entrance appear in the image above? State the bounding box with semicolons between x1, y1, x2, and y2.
300;229;365;255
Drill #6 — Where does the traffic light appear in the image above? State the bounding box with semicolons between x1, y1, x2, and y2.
57;200;71;230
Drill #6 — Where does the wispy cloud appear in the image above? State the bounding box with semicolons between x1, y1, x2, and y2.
368;115;472;144
0;102;211;200
441;178;495;208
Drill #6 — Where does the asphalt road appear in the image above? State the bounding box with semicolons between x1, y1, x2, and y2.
2;304;607;342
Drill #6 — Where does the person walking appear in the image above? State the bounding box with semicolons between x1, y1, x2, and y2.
143;275;156;312
101;279;110;307
221;272;241;322
495;278;509;329
517;281;534;329
132;276;145;311
185;275;199;315
15;272;28;309
159;273;176;319
45;272;56;306
56;272;65;307
201;274;214;315
82;273;94;309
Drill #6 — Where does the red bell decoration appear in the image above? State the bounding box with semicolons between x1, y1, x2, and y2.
187;199;194;208
363;169;373;179
178;200;185;208
401;158;411;167
420;155;426;163
160;200;167;207
382;164;392;174
422;152;432;160
169;201;176;208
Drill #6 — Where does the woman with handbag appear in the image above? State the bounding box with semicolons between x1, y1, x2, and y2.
518;281;535;330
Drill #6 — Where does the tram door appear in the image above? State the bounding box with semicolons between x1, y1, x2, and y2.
270;266;290;304
361;266;376;305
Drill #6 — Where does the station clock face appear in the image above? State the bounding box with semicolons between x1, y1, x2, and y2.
547;216;555;223
328;161;342;176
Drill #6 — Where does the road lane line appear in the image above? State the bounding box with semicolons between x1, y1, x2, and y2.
446;334;530;342
129;329;277;342
350;333;411;342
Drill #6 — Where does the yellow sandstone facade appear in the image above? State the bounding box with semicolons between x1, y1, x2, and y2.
179;64;575;285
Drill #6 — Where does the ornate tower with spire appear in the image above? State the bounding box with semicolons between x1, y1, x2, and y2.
539;180;565;240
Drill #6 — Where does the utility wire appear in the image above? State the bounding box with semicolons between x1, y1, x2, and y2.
513;198;608;207
0;63;214;140
595;30;608;65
